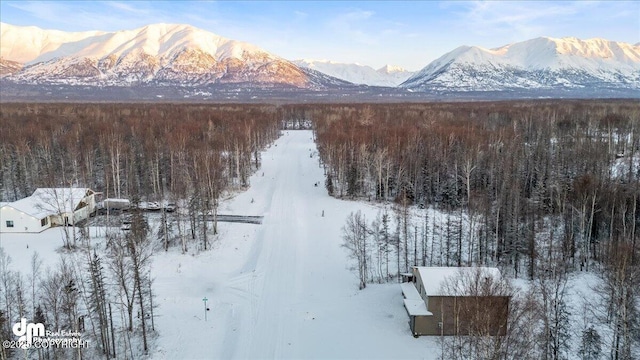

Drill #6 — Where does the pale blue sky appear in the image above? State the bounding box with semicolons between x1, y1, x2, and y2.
1;1;638;70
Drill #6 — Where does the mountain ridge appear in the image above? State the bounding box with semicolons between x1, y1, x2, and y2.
402;36;640;92
1;23;639;96
0;22;351;89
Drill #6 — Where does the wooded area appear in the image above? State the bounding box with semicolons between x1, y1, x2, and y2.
0;103;281;359
309;100;640;360
310;101;640;275
0;100;638;359
0;103;280;202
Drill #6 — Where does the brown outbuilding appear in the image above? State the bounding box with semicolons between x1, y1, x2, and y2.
401;267;509;337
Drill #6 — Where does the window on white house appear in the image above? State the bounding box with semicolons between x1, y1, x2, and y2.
6;220;14;228
41;218;48;227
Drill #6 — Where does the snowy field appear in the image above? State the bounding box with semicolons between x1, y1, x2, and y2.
0;130;438;359
147;130;438;359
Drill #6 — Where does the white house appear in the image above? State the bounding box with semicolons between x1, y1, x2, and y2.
0;188;97;233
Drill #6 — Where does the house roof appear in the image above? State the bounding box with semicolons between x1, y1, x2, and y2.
401;282;422;301
2;188;92;219
415;267;502;297
404;299;432;316
401;282;432;316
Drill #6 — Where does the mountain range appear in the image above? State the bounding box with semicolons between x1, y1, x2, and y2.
1;22;639;98
292;60;414;87
402;37;640;92
0;22;350;89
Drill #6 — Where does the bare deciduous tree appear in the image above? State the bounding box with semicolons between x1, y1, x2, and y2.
342;211;369;289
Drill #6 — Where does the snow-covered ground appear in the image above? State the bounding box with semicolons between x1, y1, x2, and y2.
150;130;438;359
0;130;437;359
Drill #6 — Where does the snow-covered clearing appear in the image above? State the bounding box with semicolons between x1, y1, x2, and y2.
150;130;437;359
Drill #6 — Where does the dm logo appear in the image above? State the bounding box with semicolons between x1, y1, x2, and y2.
13;318;45;349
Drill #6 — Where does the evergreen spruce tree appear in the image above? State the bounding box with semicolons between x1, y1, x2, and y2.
88;251;111;356
578;326;602;360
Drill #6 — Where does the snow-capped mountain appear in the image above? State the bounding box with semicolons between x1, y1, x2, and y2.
0;23;105;64
293;59;414;87
0;22;350;88
401;37;640;92
2;22;638;97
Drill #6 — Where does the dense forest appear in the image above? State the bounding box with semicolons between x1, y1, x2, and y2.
0;103;281;202
0;103;283;250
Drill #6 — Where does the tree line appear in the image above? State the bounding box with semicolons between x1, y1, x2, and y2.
0;103;280;202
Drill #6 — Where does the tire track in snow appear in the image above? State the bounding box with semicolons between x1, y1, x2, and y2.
221;132;302;359
218;134;290;360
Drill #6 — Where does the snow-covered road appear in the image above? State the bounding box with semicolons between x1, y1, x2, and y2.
152;130;436;359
